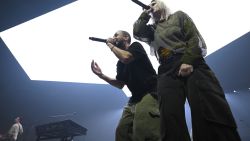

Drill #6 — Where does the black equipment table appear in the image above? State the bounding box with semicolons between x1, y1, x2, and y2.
35;120;87;141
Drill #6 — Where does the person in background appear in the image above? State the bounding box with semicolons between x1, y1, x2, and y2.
91;30;160;141
8;117;23;141
133;0;241;141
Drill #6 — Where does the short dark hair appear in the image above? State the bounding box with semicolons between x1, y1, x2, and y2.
15;116;22;122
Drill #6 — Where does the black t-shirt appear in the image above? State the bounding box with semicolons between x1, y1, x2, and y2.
116;42;157;103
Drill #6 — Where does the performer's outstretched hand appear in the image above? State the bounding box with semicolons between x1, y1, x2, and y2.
91;60;103;77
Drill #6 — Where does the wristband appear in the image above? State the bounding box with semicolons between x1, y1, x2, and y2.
110;46;115;51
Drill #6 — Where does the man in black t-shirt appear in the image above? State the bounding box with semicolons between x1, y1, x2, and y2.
91;30;160;141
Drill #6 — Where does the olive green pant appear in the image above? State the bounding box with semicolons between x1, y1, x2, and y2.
157;63;241;141
115;93;161;141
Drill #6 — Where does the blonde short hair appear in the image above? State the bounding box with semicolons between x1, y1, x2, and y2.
151;0;170;21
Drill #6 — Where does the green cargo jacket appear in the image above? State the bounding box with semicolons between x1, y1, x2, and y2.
133;11;207;65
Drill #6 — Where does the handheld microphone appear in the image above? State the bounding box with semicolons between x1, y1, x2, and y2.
89;37;107;43
131;0;150;10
